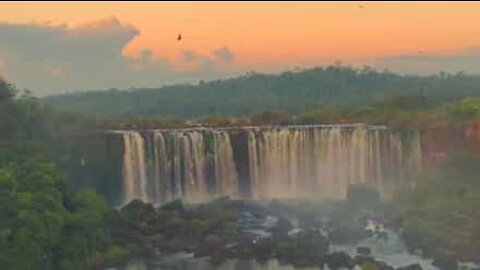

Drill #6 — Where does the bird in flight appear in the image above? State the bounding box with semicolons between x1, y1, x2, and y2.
177;34;182;41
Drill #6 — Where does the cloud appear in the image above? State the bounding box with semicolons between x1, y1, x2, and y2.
180;45;235;72
181;49;215;70
212;46;235;63
0;18;239;95
375;47;480;75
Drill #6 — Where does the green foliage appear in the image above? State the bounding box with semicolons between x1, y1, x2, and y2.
0;79;107;270
0;155;106;270
361;261;380;270
251;111;292;125
447;98;480;123
340;94;451;130
197;115;231;127
96;116;186;130
399;150;480;261
299;108;344;124
0;90;56;141
101;245;132;263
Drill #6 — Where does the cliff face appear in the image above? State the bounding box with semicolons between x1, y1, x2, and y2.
65;132;125;205
420;119;480;169
421;128;461;168
464;119;480;151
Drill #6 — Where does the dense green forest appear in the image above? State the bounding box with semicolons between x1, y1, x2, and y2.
0;80;106;269
44;66;480;118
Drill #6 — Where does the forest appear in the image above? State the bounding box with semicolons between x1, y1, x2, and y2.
0;80;106;269
44;66;480;118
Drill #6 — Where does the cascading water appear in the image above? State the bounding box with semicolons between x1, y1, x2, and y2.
122;131;148;203
117;125;422;205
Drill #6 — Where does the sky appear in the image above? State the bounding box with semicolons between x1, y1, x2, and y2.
2;1;480;95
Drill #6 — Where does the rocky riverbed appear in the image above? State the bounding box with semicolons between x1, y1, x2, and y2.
94;194;479;270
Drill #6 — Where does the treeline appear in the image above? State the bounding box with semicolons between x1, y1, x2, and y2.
44;66;480;118
75;94;480;132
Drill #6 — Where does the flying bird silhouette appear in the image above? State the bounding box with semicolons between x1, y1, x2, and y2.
177;34;182;41
358;4;364;9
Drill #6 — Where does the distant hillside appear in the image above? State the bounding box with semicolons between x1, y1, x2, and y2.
43;66;480;118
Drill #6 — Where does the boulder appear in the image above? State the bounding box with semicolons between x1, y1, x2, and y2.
326;252;354;270
159;199;184;212
121;199;155;221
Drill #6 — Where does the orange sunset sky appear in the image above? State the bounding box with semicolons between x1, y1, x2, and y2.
1;1;480;95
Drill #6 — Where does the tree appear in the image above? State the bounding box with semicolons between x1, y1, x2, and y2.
0;144;105;270
299;108;343;124
0;79;16;102
448;98;480;122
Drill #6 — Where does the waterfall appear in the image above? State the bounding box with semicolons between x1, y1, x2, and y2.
213;131;239;197
245;125;404;200
117;125;422;205
122;131;148;203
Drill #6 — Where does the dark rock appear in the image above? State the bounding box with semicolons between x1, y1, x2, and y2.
251;239;274;261
203;234;222;244
148;234;165;246
396;263;422;270
159;199;184;212
121;199;155;221
376;231;389;241
271;217;292;237
433;256;458;270
325;252;354;270
208;250;227;265
356;246;372;256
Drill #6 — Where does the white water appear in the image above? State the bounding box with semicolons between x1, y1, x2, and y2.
118;125;422;205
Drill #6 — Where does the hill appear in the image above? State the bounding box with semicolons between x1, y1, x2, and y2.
43;66;480;118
